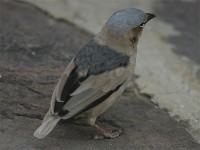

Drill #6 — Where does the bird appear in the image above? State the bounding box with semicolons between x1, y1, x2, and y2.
34;8;156;139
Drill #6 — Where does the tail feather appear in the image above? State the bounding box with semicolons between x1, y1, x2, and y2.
34;111;60;139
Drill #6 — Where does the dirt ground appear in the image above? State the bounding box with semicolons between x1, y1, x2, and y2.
0;1;200;149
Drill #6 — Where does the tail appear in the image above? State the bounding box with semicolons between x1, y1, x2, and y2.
34;110;60;139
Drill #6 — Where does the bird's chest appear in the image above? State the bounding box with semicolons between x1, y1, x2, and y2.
123;45;137;70
127;50;137;74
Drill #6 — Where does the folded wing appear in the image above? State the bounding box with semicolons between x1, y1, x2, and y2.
50;40;130;119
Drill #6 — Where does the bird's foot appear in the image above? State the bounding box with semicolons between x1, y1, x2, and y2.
93;124;122;139
94;129;122;139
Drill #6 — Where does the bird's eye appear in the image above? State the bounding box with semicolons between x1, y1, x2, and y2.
139;22;145;28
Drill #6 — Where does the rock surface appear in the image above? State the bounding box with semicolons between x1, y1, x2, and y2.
0;1;200;149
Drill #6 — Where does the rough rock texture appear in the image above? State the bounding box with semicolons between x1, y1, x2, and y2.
0;1;200;149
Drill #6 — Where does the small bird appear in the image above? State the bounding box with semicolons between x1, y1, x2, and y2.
34;8;155;139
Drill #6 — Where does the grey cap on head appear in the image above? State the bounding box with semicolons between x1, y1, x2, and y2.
105;8;156;34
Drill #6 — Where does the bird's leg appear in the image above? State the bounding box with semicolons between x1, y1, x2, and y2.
93;124;121;139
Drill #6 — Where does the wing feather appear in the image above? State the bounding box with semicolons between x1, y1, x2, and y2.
49;41;130;119
52;65;130;118
71;67;129;95
56;58;75;102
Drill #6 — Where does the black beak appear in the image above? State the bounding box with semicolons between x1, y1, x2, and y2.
146;13;156;22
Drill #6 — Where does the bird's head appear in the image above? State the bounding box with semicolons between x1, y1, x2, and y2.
97;8;156;48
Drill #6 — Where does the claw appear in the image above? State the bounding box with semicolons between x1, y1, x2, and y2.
93;124;122;139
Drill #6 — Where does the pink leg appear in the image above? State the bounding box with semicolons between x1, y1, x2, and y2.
93;124;122;139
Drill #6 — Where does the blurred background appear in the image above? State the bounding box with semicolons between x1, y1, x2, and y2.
0;0;200;149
